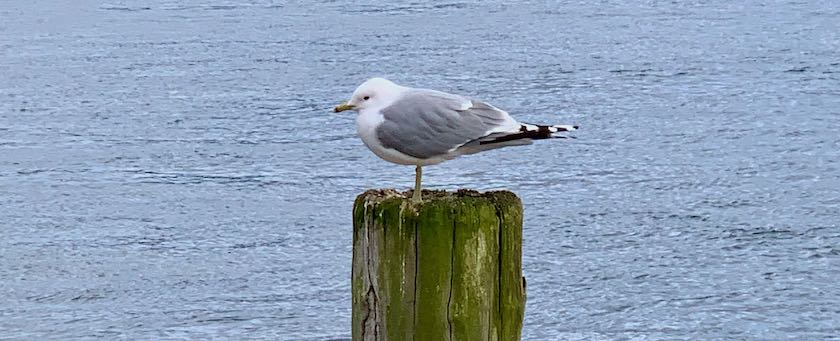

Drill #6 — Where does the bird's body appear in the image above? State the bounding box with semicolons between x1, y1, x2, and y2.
354;100;439;166
336;78;578;201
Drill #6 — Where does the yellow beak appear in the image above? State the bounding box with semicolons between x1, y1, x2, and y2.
334;102;355;112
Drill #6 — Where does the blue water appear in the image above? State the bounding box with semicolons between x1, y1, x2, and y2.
1;1;839;339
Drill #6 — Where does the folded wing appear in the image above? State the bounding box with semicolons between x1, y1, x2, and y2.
376;89;520;159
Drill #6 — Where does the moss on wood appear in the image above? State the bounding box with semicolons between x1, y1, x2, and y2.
352;189;526;341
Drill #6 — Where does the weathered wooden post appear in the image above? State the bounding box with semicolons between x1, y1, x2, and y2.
352;189;526;341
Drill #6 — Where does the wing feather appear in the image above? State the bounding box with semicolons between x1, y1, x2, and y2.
376;89;518;159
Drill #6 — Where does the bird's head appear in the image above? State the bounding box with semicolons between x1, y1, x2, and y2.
334;77;405;113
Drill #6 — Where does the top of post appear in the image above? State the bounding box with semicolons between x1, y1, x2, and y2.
354;189;521;208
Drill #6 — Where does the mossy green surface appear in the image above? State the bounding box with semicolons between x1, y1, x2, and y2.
414;199;453;341
351;189;525;341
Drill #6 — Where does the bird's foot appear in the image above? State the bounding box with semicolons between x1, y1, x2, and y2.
411;190;422;203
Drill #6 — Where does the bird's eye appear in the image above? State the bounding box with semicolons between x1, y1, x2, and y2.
363;96;370;100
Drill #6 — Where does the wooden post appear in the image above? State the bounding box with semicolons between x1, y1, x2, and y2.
352;189;526;341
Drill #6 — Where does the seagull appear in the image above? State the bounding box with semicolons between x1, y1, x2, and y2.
335;77;578;202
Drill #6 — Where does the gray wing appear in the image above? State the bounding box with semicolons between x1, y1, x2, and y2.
376;89;517;159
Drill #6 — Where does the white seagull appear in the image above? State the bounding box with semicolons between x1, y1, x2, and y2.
335;77;578;202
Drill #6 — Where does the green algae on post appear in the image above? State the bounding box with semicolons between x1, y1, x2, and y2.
352;189;526;341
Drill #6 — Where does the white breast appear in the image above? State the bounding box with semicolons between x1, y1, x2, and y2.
355;109;431;166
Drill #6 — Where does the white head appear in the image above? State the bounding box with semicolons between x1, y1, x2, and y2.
334;77;406;113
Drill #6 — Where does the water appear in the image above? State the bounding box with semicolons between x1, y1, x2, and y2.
1;1;839;339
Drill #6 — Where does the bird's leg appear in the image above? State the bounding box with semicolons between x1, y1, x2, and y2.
412;165;422;202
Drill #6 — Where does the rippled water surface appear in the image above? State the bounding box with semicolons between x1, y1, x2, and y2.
2;1;839;339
